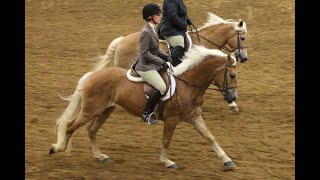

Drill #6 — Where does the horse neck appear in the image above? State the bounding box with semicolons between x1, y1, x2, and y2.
178;57;226;96
191;24;234;50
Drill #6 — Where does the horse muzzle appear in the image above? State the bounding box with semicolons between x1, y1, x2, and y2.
223;88;237;103
235;50;248;63
238;56;247;63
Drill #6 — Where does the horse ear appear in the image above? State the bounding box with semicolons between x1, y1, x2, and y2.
238;21;243;27
227;54;233;63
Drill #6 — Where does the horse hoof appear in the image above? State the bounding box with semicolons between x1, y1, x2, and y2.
224;161;236;169
100;158;111;163
230;106;239;113
96;154;110;162
164;160;176;168
49;147;55;155
167;164;177;169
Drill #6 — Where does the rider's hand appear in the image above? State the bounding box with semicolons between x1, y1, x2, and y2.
162;62;169;71
166;56;172;63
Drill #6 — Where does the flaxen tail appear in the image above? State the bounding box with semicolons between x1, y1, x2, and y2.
58;37;124;102
91;36;124;72
55;72;93;149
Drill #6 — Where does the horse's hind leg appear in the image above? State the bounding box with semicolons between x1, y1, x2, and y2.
190;115;236;169
87;107;115;162
160;116;179;168
50;112;96;154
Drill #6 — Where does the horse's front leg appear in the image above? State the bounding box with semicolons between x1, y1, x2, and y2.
190;115;236;169
160;116;179;168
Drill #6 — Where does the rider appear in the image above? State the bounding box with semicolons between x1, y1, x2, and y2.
158;0;193;66
133;3;170;125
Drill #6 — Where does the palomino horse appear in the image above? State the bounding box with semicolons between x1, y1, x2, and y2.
90;12;247;112
49;46;238;169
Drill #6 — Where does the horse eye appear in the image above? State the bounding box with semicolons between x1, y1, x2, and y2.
240;37;245;41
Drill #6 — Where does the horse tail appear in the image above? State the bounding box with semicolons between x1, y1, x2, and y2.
59;37;124;102
56;71;92;102
91;36;124;72
55;72;93;148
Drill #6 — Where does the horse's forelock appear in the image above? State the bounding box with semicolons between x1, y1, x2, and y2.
173;46;227;76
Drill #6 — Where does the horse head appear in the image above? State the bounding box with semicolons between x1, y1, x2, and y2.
226;20;248;63
195;13;248;63
213;53;238;103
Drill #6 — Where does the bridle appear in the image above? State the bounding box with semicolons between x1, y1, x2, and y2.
212;59;237;95
188;24;247;61
227;31;247;62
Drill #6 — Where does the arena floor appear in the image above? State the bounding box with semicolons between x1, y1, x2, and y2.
26;0;294;179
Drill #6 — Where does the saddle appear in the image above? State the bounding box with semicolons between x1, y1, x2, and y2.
130;67;170;97
127;67;176;101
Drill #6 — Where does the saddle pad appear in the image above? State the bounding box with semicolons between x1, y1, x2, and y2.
160;73;176;102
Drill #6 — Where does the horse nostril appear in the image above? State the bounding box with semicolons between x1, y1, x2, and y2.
230;74;236;79
233;97;237;101
241;58;247;63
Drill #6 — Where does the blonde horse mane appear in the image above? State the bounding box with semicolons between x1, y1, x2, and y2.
173;45;227;76
198;12;247;32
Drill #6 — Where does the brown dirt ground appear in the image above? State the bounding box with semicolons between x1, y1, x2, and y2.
26;0;294;179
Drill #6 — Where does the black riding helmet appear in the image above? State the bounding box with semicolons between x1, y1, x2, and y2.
142;3;162;20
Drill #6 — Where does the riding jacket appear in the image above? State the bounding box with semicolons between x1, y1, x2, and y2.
159;0;190;37
134;23;167;72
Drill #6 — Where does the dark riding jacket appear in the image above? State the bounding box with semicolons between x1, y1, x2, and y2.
134;23;167;72
159;0;190;37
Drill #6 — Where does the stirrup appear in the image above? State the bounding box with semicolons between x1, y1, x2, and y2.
142;112;157;125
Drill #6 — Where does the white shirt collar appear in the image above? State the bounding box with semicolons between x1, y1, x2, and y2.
148;22;157;35
148;22;156;29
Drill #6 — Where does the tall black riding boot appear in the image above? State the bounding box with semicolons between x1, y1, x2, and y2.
142;90;161;125
171;45;185;67
142;90;162;125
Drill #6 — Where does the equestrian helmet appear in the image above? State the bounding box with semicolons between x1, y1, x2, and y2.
142;3;162;20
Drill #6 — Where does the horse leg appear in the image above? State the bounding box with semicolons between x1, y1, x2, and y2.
87;107;115;162
190;115;236;169
50;112;96;154
160;117;179;168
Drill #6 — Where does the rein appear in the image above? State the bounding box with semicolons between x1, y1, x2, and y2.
170;60;236;93
188;24;233;53
188;24;248;54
